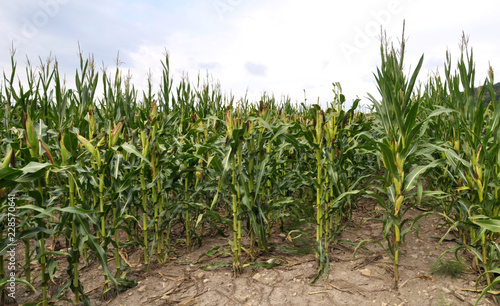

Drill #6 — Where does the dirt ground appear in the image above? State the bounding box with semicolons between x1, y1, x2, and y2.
10;200;499;306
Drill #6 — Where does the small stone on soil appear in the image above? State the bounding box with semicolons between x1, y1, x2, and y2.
253;273;262;280
360;268;372;277
441;287;451;294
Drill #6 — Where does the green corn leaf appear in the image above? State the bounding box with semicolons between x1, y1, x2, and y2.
425;143;470;168
19;161;54;174
327;190;362;211
404;159;445;191
0;277;37;293
378;141;398;179
121;142;151;165
404;55;424;104
427;107;458;119
471;218;500;233
75;214;117;286
53;206;99;215
0;167;22;180
475;274;500;305
17;204;56;218
47;254;59;282
76;134;100;166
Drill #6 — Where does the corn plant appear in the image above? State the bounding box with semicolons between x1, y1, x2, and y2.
354;30;444;289
421;36;500;304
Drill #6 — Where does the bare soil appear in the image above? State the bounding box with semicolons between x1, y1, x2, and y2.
9;200;498;306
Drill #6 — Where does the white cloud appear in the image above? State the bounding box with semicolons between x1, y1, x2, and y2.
1;0;499;109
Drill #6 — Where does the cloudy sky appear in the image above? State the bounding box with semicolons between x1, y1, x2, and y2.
1;0;499;109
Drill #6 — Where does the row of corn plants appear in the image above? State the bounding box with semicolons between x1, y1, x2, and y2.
422;35;500;305
2;30;499;305
0;48;368;305
355;30;500;305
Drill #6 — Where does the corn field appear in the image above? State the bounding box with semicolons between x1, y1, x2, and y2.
1;33;499;305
